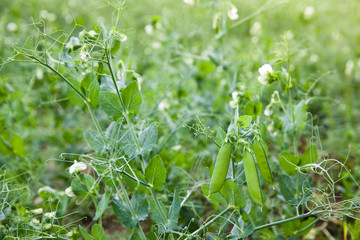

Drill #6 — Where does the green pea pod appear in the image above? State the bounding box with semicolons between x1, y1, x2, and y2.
253;140;273;184
209;143;232;194
243;150;263;206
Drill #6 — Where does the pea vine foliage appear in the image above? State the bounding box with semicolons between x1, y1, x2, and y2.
3;19;360;239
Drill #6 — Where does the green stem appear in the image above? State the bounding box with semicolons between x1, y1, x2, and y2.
105;48;141;154
116;173;147;238
189;206;232;237
115;170;150;187
253;210;326;232
150;188;167;222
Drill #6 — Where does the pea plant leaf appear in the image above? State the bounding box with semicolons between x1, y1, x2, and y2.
215;127;226;146
81;72;100;108
85;130;105;154
93;192;110;221
279;174;296;202
220;179;246;208
67;78;84;106
145;155;166;191
10;134;25;156
91;224;106;240
201;185;227;205
138;123;158;156
300;144;318;166
236;115;253;128
149;200;167;233
122;81;142;115
79;225;95;240
279;151;300;176
112;193;148;228
99;91;123;120
167;192;181;231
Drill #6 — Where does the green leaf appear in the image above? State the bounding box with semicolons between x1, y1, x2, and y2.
300;144;318;166
215;127;226;146
244;101;262;117
99;91;123;120
94;192;110;221
81;73;100;107
122;81;142;115
145;155;166;191
138;123;158;156
79;226;95;240
279;152;300;176
119;130;137;158
149;200;167;234
279;175;296;202
220;179;246;208
85;130;105;154
201;185;227;205
71;174;96;198
111;39;121;55
236;115;253;128
167;192;181;231
67;78;84;106
10;134;25;156
283;100;307;134
123;169;149;194
71;178;88;198
112;193;148;228
253;140;273;184
91;224;106;240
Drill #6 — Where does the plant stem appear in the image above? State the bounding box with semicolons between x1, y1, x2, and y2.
149;188;167;222
189;206;232;237
253;210;327;232
105;48;142;154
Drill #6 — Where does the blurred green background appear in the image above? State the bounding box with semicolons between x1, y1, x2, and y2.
1;0;359;238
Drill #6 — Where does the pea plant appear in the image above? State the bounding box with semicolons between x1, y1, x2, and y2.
1;7;360;240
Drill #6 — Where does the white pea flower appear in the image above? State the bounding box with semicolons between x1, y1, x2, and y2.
227;5;239;20
270;91;280;104
44;212;56;219
65;231;74;237
303;6;315;20
38;186;57;195
119;33;127;42
249;22;262;36
69;160;87;174
6;22;18;32
32;208;43;215
145;24;154;35
65;187;75;197
158;100;170;111
171;145;182;151
44;223;52;230
232;91;240;100
88;30;98;38
30;218;40;227
36;69;44;80
65;37;80;50
345;60;354;76
257;64;274;85
80;48;90;62
229;99;238;109
264;104;273;116
184;0;194;5
310;54;319;63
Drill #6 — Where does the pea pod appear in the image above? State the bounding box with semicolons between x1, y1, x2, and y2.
253;140;273;184
243;150;263;206
209;143;232;194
